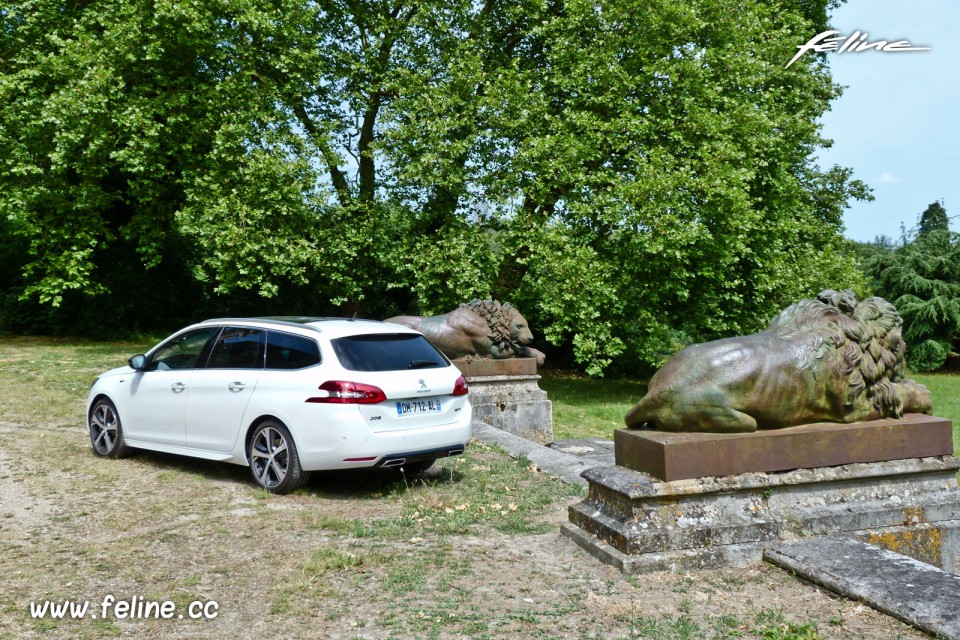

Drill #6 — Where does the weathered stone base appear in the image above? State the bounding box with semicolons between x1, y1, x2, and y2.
764;539;960;640
453;357;537;377
458;359;553;443
563;456;960;574
615;414;953;481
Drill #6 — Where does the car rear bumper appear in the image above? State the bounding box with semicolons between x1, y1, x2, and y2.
295;408;473;471
374;444;467;468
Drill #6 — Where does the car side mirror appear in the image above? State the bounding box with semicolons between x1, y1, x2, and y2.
128;354;146;371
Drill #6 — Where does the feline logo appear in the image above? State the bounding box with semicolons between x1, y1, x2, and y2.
786;30;931;68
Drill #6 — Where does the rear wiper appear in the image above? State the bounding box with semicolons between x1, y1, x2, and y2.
408;360;439;369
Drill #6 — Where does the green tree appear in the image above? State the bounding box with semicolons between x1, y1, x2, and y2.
867;228;960;371
2;0;209;305
918;200;949;237
0;0;385;317
0;0;510;313
852;234;896;269
2;0;870;374
375;0;871;372
472;0;868;372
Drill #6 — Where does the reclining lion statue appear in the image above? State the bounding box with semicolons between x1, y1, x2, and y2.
625;290;932;433
387;299;546;365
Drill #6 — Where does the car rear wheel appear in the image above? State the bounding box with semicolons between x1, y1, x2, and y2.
89;398;131;458
248;421;309;494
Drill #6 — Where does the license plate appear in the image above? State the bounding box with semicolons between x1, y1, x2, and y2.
396;399;442;416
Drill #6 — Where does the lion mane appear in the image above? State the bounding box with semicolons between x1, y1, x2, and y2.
624;290;932;433
462;299;520;354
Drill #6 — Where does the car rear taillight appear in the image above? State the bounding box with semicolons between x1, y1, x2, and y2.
307;381;387;404
452;375;468;396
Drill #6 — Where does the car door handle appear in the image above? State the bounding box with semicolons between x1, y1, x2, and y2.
171;382;186;393
228;382;245;392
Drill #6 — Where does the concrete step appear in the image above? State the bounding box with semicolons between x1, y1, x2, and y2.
471;422;595;487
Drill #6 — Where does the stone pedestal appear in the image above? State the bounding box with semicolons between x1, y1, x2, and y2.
456;358;553;444
563;417;960;574
615;414;954;481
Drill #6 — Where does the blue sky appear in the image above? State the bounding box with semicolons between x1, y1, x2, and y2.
816;0;960;242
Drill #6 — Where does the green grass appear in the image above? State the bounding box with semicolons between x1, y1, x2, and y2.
539;372;647;440
753;608;822;640
544;369;960;453
0;336;591;639
301;443;583;539
0;336;155;428
617;608;822;640
912;372;960;449
0;337;950;639
8;333;953;448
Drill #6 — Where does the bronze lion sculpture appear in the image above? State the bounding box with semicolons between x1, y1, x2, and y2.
386;299;546;365
625;290;932;433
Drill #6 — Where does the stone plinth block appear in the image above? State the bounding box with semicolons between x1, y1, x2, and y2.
615;414;953;481
563;453;960;574
453;357;537;377
462;361;552;444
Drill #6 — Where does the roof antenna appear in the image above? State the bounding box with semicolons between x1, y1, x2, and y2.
350;312;357;322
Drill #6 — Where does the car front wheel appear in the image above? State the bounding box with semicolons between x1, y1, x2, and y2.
89;398;131;458
248;421;309;494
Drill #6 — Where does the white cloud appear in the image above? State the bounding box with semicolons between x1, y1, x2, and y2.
878;173;902;184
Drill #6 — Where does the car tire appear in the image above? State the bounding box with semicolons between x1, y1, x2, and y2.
248;420;309;494
401;459;435;475
89;398;131;459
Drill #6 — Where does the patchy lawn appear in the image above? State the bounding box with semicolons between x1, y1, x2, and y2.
0;338;930;639
544;368;960;454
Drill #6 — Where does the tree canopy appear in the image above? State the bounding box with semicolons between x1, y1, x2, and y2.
1;0;868;375
864;202;959;372
918;200;949;237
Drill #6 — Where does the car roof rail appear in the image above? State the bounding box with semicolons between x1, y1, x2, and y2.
200;316;385;332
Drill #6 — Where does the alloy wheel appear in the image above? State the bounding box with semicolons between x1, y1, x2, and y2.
250;426;289;489
90;402;119;455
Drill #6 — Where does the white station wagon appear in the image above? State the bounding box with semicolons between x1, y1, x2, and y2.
86;317;473;493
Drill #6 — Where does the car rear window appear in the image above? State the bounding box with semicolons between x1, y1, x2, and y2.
331;333;450;372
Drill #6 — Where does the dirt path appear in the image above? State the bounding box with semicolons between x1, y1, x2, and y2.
0;425;55;542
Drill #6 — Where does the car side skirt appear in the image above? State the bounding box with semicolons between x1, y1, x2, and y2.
122;439;239;464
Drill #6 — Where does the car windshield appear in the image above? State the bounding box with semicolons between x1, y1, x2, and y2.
331;333;449;372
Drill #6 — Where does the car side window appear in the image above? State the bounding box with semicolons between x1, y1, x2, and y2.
207;327;265;369
147;328;219;371
266;331;321;369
